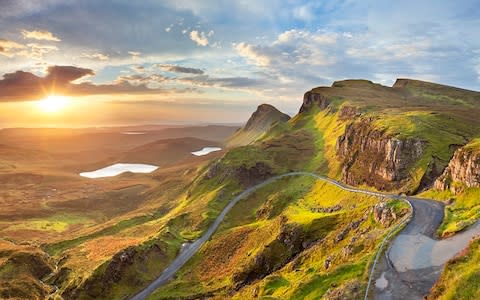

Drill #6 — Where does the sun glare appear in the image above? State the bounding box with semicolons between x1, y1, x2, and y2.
38;95;69;113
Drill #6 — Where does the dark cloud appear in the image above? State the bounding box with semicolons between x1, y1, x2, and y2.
0;46;4;52
159;64;204;74
45;65;94;84
0;65;182;101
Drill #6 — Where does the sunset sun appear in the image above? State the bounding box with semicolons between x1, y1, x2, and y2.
38;95;69;113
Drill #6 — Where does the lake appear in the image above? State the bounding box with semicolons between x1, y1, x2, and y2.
80;163;158;178
191;147;222;156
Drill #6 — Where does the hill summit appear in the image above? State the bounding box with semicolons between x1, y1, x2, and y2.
227;104;290;146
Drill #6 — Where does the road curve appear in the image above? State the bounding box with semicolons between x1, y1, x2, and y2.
374;198;480;299
130;172;395;300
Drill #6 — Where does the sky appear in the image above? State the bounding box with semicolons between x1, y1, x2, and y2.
0;0;479;127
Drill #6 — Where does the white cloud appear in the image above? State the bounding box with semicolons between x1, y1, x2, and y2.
190;30;209;46
235;42;271;66
0;39;58;59
21;29;61;41
236;29;337;70
128;51;141;58
0;39;25;57
81;52;109;61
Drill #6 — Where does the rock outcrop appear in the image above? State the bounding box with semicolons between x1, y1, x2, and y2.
299;91;331;113
435;145;480;194
336;118;425;191
373;202;397;227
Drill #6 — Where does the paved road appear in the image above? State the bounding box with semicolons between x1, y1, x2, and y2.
129;172;393;300
374;198;480;299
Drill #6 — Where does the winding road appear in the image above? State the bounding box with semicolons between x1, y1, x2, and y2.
129;172;480;300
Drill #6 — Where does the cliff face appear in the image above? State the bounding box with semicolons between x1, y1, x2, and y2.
299;91;331;113
435;146;480;194
336;118;425;191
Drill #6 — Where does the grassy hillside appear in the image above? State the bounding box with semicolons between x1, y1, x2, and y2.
147;176;408;299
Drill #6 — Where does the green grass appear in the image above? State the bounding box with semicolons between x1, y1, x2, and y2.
4;214;94;233
289;261;366;300
44;210;166;256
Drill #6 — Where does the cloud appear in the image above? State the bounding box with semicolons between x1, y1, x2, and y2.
0;65;186;101
190;30;209;46
0;39;58;59
26;43;58;58
178;74;264;89
116;74;168;85
128;51;141;58
21;29;61;41
80;52;109;61
45;65;94;84
0;39;26;57
235;42;271;66
236;29;337;69
159;64;204;74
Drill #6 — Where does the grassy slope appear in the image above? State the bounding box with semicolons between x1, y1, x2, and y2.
147;177;408;299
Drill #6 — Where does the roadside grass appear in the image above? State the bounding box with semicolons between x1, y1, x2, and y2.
428;238;480;300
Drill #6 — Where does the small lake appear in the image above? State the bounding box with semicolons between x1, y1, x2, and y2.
80;163;158;178
191;147;222;156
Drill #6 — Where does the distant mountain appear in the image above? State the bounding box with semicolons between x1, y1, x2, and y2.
227;104;290;147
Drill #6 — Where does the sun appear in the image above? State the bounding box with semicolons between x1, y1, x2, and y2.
38;95;69;113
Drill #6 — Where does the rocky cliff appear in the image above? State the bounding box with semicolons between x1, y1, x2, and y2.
336;118;425;191
299;90;331;113
435;144;480;194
